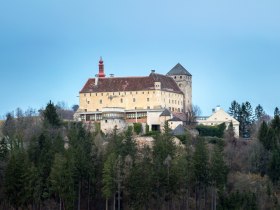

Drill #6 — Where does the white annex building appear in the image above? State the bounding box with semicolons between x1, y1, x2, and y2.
196;106;240;137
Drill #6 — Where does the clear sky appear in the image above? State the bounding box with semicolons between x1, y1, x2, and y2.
1;0;280;118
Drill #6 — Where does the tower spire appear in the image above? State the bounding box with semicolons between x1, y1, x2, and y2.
98;57;105;78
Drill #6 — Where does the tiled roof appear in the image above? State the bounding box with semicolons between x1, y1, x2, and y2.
166;63;192;76
80;73;183;94
172;112;187;122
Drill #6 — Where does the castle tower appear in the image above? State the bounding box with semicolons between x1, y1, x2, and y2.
167;63;192;112
98;57;106;78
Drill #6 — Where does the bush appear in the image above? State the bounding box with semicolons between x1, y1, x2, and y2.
196;123;226;138
133;123;142;135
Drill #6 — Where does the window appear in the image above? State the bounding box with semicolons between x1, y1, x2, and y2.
147;106;150;109
84;93;86;96
121;99;123;103
147;98;149;102
100;99;102;104
101;93;103;96
133;98;136;102
180;76;182;79
105;120;107;123
90;93;91;96
96;93;97;96
87;101;90;104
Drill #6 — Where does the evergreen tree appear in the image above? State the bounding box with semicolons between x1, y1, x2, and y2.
274;107;280;117
102;152;117;210
127;148;153;210
239;101;254;137
258;121;269;150
209;145;228;210
268;148;280;184
228;100;240;120
193;138;209;210
43;101;61;127
4;149;29;209
50;153;75;210
255;104;265;121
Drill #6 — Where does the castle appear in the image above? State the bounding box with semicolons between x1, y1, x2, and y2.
75;58;192;134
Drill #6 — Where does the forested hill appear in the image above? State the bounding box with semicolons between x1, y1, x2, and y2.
1;101;280;210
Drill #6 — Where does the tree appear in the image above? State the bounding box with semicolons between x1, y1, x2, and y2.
224;122;237;146
43;101;61;127
127;151;153;210
186;105;201;125
255;104;265;121
228;100;240;120
274;107;280;117
2;113;16;138
268;148;280;184
102;152;117;210
209;145;228;210
72;105;79;112
50;153;75;210
258;121;269;150
193;138;209;210
239;101;254;138
4;149;29;210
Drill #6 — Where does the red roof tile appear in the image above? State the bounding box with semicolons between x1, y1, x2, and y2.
80;73;183;94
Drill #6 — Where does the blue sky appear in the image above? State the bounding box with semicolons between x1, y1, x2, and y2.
1;0;280;118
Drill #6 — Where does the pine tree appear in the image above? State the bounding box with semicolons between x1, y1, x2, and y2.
209;145;228;210
274;107;280;117
193;138;209;210
268;148;280;183
258;121;269;150
255;104;265;121
102;152;117;210
4;149;29;209
228;100;240;120
43;101;61;127
50;153;75;210
127;153;153;210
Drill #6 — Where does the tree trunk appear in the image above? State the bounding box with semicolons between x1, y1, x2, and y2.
113;195;116;210
105;198;108;210
78;180;81;210
88;178;91;210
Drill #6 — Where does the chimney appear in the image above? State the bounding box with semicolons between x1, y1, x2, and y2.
95;74;99;86
98;57;105;78
216;105;221;112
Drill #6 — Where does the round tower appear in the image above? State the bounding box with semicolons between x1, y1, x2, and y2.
166;63;192;112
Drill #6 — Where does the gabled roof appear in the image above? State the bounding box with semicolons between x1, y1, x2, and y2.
168;116;182;122
172;124;185;136
80;73;183;94
160;109;172;117
166;63;192;76
207;109;239;124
